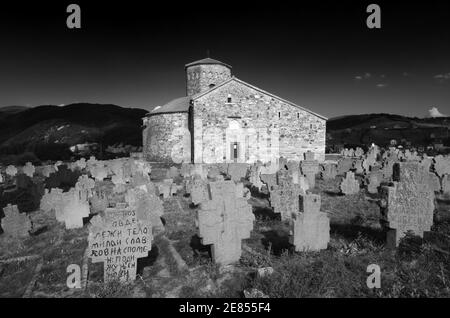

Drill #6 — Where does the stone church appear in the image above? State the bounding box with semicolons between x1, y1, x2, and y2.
143;58;326;164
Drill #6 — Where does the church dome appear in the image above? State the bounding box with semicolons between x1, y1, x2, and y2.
185;58;232;70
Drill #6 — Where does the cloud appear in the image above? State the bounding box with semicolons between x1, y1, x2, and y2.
434;73;450;82
376;83;388;88
429;107;447;118
58;103;65;106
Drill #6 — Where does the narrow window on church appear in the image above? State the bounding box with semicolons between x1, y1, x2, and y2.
310;124;313;129
227;95;232;103
278;112;281;118
297;113;299;119
209;84;215;89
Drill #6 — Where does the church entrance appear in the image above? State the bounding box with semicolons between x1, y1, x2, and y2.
231;142;239;162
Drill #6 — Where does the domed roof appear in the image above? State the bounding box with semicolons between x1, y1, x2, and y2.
185;57;232;69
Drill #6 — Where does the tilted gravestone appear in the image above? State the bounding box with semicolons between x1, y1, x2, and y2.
1;204;31;238
197;181;254;265
290;194;330;251
340;171;360;195
88;207;153;283
381;162;435;247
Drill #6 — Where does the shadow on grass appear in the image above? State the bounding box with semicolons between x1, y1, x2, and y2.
248;185;270;200
323;190;344;197
189;234;212;261
331;223;386;245
136;244;159;276
253;206;280;221
261;230;293;256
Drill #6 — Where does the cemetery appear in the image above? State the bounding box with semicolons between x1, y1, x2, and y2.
0;146;449;298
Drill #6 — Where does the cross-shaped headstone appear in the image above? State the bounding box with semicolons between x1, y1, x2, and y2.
88;207;153;283
197;181;254;265
340;171;360;195
1;204;31;238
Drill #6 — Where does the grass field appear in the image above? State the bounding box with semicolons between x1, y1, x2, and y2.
1;169;450;298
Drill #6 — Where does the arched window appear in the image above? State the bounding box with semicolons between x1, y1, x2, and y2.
209;84;215;89
227;94;232;103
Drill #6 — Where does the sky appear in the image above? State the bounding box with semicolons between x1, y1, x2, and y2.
0;0;449;118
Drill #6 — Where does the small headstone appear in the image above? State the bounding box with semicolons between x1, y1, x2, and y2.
91;165;108;182
260;174;277;191
1;204;31;238
300;159;319;188
22;162;35;178
320;163;337;180
190;177;209;205
367;171;383;194
337;158;353;176
340;171;360;195
88;207;153;283
434;155;450;177
5;165;18;177
166;166;180;179
353;160;364;175
61;188;90;229
290;194;330;251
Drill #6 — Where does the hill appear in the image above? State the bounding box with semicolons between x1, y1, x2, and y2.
327;113;450;150
0;103;148;164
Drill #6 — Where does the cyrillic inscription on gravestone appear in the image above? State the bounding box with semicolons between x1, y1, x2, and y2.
88;207;153;283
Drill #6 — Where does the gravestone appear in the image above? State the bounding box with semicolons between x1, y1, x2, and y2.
354;147;364;158
270;185;301;221
166;166;180;179
337;158;353;176
61;188;90;229
1;204;31;238
40;188;63;220
5;165;17;177
320;163;337;180
381;162;435;247
75;175;96;202
91;165;108;182
382;159;396;181
197;181;254;265
190;177;209;205
180;163;193;177
300;159;319;188
158;179;177;199
434;155;450;177
340;171;360;195
442;175;450;195
125;187;164;233
90;188;109;214
353;160;364;175
227;163;248;182
249;164;264;190
290;194;330;251
22;162;35;178
367;170;383;194
260;174;277;191
88;207;153;283
75;158;87;170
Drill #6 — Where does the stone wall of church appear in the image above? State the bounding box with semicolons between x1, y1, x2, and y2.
192;80;326;163
186;64;232;96
143;112;190;163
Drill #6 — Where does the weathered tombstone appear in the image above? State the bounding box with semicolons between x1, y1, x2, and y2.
337;158;353;176
270;185;301;221
22;162;35;178
90;188;109;214
40;188;64;220
75;175;96;202
166;166;180;179
354;147;365;158
227;163;248;182
190;177;209;205
249;164;264;190
75;158;87;170
91;165;108;182
5;165;18;177
1;204;31;238
300;159;319;188
367;170;383;194
88;207;153;283
197;181;254;265
180;163;193;177
125;187;164;233
320;162;337;180
207;165;221;180
61;188;90;229
158;179;176;199
40;165;55;178
340;171;360;195
380;162;435;247
382;159;396;181
290;194;330;251
260;174;277;191
260;161;278;175
442;175;450;195
353;160;364;175
434;155;450;177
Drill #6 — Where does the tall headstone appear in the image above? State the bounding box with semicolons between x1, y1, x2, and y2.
381;162;435;247
340;171;360;195
197;181;254;265
290;194;330;251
